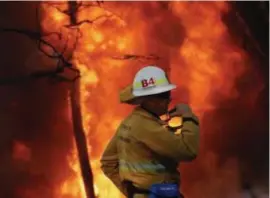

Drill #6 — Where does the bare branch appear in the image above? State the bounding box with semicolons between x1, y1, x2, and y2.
36;3;63;39
44;1;124;29
76;4;126;26
64;13;110;28
43;2;70;16
43;31;62;39
0;2;84;85
78;1;104;10
66;28;81;61
112;54;160;61
96;1;104;6
42;2;66;6
0;28;72;67
234;10;266;57
51;73;80;83
45;1;81;17
60;33;70;56
0;67;61;85
0;26;81;85
64;19;93;28
0;64;80;85
36;40;58;59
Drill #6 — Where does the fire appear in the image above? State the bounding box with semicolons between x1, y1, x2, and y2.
40;2;253;198
91;30;104;43
170;2;245;112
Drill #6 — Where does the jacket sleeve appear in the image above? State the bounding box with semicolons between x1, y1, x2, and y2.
100;133;127;196
136;112;200;162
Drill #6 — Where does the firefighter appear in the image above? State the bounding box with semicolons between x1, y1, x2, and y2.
100;66;200;198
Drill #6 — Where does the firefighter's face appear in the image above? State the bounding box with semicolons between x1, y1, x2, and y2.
153;97;171;116
143;91;171;116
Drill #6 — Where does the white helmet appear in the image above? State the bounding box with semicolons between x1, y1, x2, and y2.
132;66;176;97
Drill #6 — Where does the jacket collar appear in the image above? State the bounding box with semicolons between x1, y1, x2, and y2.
133;106;166;125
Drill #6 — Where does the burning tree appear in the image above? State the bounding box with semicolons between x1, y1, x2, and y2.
0;1;268;198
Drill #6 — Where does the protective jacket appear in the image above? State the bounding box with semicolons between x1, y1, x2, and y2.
100;106;199;197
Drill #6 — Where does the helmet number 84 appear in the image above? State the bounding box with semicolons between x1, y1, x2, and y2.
141;78;155;88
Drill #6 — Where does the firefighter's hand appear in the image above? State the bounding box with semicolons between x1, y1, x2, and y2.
169;104;192;117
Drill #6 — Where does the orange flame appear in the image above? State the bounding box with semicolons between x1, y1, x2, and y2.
41;2;250;198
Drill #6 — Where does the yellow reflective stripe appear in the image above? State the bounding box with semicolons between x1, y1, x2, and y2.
134;78;168;89
134;82;144;89
119;160;166;173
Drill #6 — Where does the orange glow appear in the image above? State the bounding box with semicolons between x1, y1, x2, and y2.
41;2;250;198
53;12;65;23
41;3;68;31
12;141;31;161
116;38;127;51
92;31;104;43
168;117;183;128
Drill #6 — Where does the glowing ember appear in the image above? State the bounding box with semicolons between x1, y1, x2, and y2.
40;2;256;198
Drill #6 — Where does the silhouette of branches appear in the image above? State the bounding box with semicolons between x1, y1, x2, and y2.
44;1;118;29
0;1;159;85
0;27;81;84
112;54;160;61
0;3;81;85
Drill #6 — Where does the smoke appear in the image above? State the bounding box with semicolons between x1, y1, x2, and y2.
178;3;269;197
0;2;74;198
180;65;268;197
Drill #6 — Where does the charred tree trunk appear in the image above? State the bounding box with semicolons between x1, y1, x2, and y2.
70;82;96;198
68;1;96;198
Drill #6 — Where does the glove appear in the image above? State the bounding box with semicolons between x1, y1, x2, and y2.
169;104;192;118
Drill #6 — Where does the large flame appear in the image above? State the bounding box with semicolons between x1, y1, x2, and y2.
40;2;260;198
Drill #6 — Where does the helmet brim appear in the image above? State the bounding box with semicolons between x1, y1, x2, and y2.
132;84;177;97
119;84;144;105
